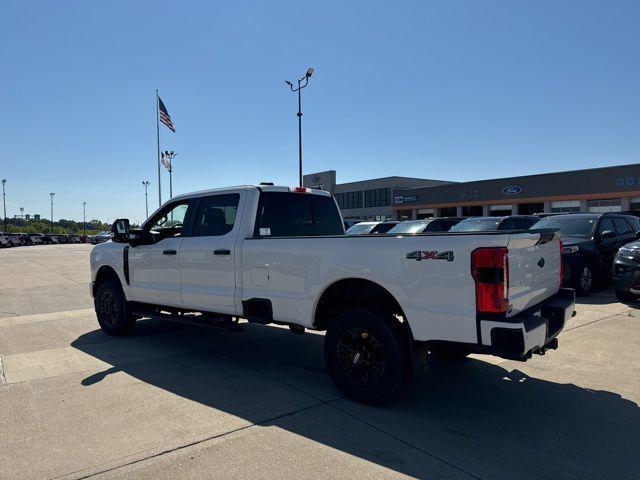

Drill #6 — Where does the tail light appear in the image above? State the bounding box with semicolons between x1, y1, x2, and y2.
471;247;509;313
559;239;564;286
290;187;309;193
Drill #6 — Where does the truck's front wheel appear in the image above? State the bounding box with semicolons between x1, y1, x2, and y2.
95;280;136;336
324;309;410;404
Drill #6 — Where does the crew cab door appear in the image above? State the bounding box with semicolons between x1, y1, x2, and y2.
179;192;244;315
128;199;194;307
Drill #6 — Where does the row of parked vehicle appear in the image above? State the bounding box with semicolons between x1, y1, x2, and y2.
0;232;89;247
345;212;640;301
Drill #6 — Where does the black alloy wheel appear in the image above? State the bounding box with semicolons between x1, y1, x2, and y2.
95;280;136;335
324;309;410;404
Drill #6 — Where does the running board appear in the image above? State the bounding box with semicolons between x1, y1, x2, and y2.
130;305;244;332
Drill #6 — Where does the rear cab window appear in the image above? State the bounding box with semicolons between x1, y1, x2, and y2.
254;192;345;237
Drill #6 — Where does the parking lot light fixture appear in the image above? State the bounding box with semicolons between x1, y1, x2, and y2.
83;202;87;240
285;67;314;187
142;181;151;218
2;179;6;233
50;192;55;234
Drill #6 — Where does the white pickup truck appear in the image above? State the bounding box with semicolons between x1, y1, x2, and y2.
90;185;575;403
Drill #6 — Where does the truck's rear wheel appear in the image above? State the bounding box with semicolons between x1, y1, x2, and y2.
95;280;135;336
324;309;409;404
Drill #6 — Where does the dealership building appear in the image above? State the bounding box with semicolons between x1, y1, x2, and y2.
393;163;640;219
303;170;451;220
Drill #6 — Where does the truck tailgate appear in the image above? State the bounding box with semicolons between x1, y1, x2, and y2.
507;230;561;316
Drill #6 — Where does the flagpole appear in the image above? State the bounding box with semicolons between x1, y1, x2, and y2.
156;90;162;207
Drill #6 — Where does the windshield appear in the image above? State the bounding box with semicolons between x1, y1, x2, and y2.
388;221;429;234
533;216;596;237
346;223;376;235
450;217;501;232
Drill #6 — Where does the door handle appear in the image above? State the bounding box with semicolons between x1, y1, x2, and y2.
213;249;231;256
162;249;177;255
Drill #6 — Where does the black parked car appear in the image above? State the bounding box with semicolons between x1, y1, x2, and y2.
387;217;464;234
533;213;640;295
613;241;640;302
449;215;540;232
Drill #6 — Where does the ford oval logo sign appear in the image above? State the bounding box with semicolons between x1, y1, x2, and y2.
312;176;320;182
502;185;523;196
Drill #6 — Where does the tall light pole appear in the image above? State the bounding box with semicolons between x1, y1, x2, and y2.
142;181;151;218
49;192;55;234
1;179;6;233
82;202;87;240
161;151;178;199
285;67;314;187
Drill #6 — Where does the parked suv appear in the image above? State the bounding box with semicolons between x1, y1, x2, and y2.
449;215;540;232
533;213;640;295
387;217;464;234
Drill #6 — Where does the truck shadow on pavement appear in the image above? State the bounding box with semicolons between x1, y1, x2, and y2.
72;318;640;480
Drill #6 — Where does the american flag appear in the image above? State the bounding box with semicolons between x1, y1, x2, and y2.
158;97;175;132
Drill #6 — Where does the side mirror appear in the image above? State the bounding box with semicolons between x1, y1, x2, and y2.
111;219;130;243
600;229;616;239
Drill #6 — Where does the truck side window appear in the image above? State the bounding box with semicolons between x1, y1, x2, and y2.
255;192;344;237
146;201;190;239
192;194;240;237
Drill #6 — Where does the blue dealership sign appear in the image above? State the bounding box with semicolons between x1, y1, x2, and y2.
502;185;523;196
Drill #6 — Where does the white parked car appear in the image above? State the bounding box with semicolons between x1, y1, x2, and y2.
90;185;574;404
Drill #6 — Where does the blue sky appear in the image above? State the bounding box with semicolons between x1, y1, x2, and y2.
1;0;639;223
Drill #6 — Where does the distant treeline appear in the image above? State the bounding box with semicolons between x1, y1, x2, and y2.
2;218;111;235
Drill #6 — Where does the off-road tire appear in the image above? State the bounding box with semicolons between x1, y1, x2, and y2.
95;280;136;336
324;309;410;405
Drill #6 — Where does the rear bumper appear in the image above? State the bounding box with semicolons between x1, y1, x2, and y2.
478;288;575;360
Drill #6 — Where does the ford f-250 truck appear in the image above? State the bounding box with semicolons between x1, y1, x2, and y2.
90;185;575;404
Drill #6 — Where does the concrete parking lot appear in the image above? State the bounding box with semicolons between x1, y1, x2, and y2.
0;244;638;480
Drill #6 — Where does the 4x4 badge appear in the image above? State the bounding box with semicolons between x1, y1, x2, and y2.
406;250;455;262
